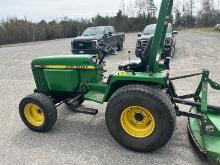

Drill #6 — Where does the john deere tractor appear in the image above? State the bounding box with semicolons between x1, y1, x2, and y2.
19;0;220;164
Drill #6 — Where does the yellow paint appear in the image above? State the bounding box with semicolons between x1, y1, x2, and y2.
120;106;155;138
33;65;96;70
46;65;67;69
118;71;126;76
24;103;45;126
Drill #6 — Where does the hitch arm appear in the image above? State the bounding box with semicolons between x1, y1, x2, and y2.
173;97;220;112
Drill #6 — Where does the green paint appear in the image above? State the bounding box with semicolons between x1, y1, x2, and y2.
188;70;220;165
109;71;167;85
84;71;167;103
189;107;220;165
201;70;209;113
44;69;79;91
84;90;105;103
148;0;173;73
32;55;103;92
32;54;96;66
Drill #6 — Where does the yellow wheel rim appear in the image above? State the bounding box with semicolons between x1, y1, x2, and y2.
24;103;45;126
120;106;155;138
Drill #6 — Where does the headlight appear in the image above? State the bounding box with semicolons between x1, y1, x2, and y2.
136;40;142;47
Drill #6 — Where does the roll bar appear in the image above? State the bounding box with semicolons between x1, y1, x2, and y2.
148;0;173;74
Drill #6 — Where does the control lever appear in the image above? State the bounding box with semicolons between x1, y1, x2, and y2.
128;51;131;64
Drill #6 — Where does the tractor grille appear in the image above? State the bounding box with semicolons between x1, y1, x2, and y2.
32;69;48;91
72;41;93;50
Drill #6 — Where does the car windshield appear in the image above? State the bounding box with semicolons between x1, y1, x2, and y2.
82;27;105;36
143;24;172;34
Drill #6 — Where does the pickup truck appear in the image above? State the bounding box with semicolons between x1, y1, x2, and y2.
135;23;178;58
71;26;125;54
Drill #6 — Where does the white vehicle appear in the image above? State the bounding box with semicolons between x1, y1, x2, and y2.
215;24;220;31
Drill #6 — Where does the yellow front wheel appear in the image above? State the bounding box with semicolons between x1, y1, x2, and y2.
24;103;45;127
19;93;57;132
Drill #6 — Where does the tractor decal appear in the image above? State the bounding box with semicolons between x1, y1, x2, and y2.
33;65;96;70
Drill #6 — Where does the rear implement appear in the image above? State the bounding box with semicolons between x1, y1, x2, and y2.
169;70;220;165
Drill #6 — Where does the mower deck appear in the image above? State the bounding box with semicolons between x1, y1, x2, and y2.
188;107;220;165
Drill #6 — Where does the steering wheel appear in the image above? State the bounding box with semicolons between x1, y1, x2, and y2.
97;42;118;55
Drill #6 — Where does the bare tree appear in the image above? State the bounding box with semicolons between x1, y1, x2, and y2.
120;0;126;15
198;0;215;25
135;0;148;15
126;0;135;17
134;0;156;16
188;0;195;18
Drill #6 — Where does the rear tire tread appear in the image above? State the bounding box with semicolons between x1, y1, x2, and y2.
106;84;176;152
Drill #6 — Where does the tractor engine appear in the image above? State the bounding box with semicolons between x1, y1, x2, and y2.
31;55;103;93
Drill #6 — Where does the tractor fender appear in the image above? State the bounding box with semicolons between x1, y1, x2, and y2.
104;80;165;102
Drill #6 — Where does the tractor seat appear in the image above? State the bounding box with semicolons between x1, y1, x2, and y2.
118;37;153;72
118;60;145;72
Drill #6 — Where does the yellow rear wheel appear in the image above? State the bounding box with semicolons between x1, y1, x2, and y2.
120;106;155;138
106;84;176;152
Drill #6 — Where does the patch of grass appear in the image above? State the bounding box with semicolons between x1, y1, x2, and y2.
187;27;220;34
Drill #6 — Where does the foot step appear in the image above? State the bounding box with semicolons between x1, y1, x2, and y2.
74;107;98;115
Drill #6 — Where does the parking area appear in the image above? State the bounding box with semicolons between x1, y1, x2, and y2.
0;30;220;165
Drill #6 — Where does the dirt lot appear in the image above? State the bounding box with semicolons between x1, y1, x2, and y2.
0;30;220;165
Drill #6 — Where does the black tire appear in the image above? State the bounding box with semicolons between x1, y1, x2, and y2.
105;84;176;152
19;93;57;132
170;45;175;58
117;41;123;51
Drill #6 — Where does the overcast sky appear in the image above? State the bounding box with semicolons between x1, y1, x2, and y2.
1;0;219;22
0;0;167;21
0;0;131;21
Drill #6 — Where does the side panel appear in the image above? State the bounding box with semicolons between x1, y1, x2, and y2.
44;69;79;92
79;69;103;83
109;71;167;85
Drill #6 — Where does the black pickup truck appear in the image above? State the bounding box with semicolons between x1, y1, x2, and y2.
135;23;178;58
71;26;125;54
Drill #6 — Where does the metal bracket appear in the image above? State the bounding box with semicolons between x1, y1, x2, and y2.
176;110;205;120
208;78;220;90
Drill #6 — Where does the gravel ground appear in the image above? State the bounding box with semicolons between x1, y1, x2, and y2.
0;30;220;165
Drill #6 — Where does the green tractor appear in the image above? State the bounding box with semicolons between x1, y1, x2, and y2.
19;0;220;164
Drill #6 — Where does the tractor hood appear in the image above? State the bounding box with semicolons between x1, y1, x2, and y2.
32;55;96;69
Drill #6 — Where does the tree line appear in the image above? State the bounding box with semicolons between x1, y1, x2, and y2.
0;0;219;45
0;12;157;45
0;0;157;45
174;0;220;27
